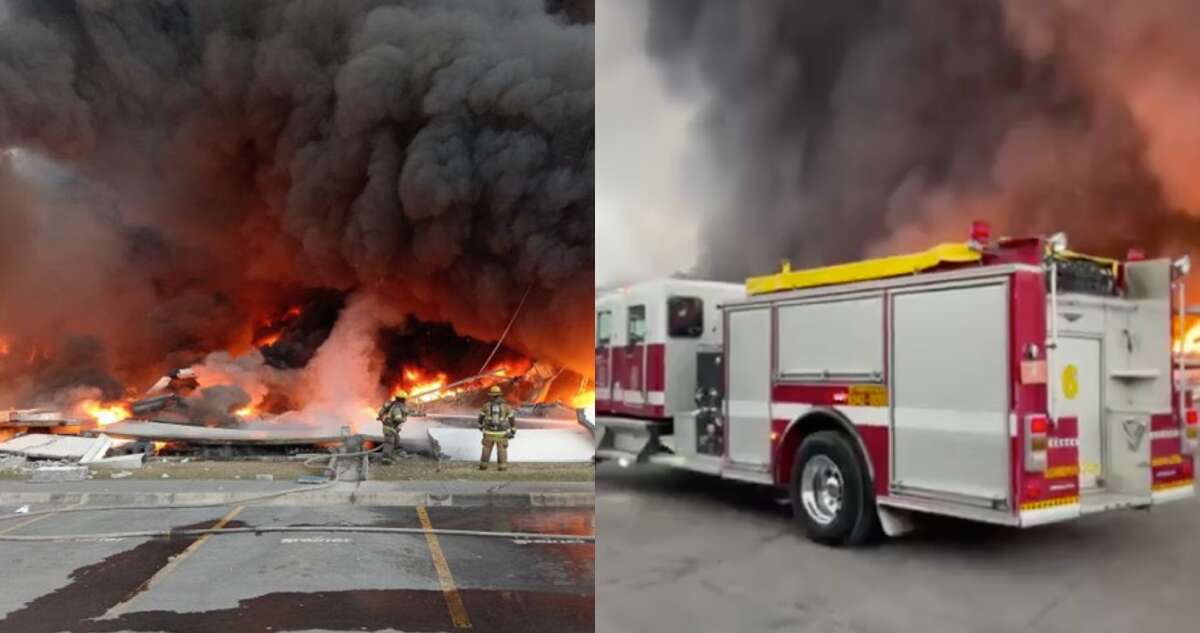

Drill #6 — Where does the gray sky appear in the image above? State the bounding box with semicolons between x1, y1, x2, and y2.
595;0;714;287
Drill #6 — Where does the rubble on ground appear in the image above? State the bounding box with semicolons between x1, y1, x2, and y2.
0;433;147;480
0;367;595;480
0;433;113;462
101;421;346;445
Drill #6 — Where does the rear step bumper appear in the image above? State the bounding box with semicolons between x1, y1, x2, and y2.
1019;485;1194;527
1079;492;1150;515
1151;480;1196;504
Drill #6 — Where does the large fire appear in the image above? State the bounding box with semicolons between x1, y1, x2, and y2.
252;305;303;348
393;366;451;403
1176;320;1200;356
570;390;596;408
485;358;533;380
387;359;542;405
81;400;132;427
1;299;588;432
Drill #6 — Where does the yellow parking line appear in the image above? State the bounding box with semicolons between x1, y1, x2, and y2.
0;501;87;535
105;504;245;618
0;513;54;535
417;504;472;629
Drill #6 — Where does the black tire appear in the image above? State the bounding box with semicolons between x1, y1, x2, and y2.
790;430;879;546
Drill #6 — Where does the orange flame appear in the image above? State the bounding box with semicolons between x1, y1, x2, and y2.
235;405;256;418
486;358;532;378
81;400;131;426
1175;320;1200;355
253;331;282;347
570;390;595;408
0;337;9;357
252;304;304;348
393;365;450;403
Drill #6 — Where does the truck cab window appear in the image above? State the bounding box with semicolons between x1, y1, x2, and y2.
668;296;704;338
628;305;647;344
596;311;612;346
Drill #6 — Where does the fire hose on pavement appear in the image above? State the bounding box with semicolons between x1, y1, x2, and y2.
0;525;594;543
0;448;596;544
0;447;365;525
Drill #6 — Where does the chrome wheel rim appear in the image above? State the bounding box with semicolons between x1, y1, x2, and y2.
800;455;844;526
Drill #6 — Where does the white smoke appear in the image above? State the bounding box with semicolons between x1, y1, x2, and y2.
595;0;709;286
285;294;388;431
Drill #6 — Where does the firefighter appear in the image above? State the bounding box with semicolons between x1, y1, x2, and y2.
377;393;409;464
478;385;516;471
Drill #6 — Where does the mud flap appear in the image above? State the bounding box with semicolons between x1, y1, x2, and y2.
594;417;664;463
877;505;916;538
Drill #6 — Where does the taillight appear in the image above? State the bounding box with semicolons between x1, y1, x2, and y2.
1184;409;1199;454
1025;414;1049;472
1030;416;1049;434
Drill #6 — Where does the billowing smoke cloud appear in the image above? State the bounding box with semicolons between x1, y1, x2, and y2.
0;0;593;406
644;0;1200;281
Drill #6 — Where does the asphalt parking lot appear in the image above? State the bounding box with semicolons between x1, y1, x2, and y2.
597;462;1200;633
0;503;594;633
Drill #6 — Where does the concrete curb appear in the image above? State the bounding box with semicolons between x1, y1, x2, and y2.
0;489;595;508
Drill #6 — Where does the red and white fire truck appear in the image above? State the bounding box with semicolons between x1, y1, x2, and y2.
596;224;1197;545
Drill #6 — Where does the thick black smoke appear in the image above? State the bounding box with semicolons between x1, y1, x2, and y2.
0;0;593;405
645;0;1200;281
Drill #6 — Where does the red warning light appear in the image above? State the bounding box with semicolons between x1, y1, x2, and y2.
970;220;992;245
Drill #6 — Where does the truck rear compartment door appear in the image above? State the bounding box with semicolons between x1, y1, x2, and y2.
726;308;771;467
891;281;1011;506
1051;337;1104;489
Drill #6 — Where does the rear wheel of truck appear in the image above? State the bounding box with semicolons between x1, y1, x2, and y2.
790;430;879;546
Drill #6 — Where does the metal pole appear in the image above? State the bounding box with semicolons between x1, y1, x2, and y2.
1047;257;1059;422
477;280;536;375
1179;277;1187;421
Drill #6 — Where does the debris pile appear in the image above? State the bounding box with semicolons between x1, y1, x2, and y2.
0;361;596;470
0;433;147;481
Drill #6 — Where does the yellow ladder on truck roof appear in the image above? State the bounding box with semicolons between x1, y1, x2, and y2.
745;238;1122;296
1055;249;1120;277
745;242;982;296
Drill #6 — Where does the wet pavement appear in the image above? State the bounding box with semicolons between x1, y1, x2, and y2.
598;462;1200;633
0;504;594;632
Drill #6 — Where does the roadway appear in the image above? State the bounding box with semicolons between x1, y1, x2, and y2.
0;503;594;632
597;462;1200;633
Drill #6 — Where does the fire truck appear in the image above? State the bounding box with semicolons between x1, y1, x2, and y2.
595;224;1197;545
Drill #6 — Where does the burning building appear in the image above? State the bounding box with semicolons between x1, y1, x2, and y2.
0;0;594;433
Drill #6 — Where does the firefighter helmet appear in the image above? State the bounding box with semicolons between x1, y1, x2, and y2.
488;385;503;396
